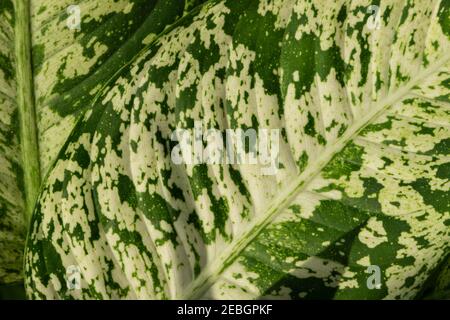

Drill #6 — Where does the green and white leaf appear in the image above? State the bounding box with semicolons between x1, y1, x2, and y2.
25;0;450;299
0;0;205;291
32;0;208;174
0;0;27;285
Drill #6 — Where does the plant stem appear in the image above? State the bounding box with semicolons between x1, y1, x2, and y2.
14;0;41;222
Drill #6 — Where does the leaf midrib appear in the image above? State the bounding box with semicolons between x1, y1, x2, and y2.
13;0;40;221
181;52;450;299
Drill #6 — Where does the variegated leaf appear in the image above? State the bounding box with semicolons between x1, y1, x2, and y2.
0;0;27;286
25;0;449;300
32;0;208;174
0;0;203;293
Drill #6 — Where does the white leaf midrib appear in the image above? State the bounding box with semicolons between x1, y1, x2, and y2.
180;52;450;299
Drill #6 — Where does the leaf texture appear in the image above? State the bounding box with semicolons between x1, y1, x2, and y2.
32;0;208;173
0;0;204;290
25;0;450;299
0;0;27;285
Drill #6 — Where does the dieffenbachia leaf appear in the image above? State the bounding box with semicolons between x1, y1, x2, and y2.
0;0;27;286
32;0;209;174
25;0;449;299
0;0;205;293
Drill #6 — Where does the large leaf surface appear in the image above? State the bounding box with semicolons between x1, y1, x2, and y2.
32;0;208;173
0;0;204;290
0;0;26;285
25;0;450;299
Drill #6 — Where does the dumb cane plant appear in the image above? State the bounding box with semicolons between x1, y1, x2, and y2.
0;0;448;299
